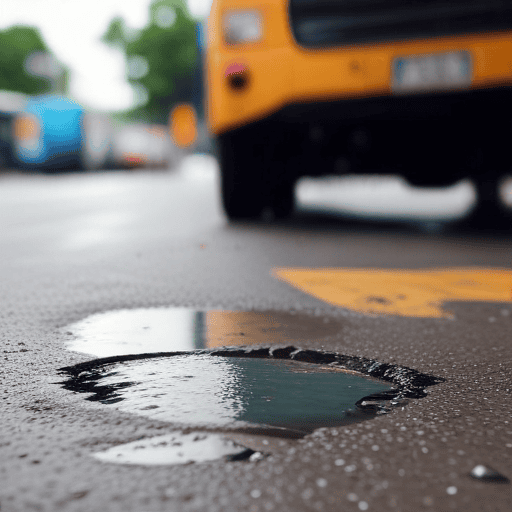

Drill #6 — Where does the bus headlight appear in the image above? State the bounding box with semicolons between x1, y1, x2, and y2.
222;10;263;45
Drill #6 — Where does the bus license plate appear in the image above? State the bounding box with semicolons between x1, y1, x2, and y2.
392;51;471;93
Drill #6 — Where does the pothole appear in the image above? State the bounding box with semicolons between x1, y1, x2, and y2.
59;354;393;432
59;308;444;466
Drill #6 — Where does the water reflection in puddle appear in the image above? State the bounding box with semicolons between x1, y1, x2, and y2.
94;432;257;466
66;308;343;358
61;355;391;433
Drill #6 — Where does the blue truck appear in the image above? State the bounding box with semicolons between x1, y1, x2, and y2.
0;91;113;171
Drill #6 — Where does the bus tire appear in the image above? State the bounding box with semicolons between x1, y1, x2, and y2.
271;178;295;219
218;131;265;220
467;176;510;230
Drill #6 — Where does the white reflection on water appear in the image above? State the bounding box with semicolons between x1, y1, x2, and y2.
67;308;197;357
97;355;244;426
93;432;251;466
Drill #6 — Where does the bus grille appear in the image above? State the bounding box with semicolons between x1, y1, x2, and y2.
289;0;512;47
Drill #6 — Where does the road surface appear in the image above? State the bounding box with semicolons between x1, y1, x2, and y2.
1;156;511;512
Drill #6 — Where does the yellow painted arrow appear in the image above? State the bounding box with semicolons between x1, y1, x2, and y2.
273;267;512;318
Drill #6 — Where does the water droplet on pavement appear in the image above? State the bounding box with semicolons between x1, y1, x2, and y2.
470;465;510;483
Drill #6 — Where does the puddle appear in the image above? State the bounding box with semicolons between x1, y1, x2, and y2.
66;308;343;358
93;432;259;466
60;354;392;433
60;308;444;465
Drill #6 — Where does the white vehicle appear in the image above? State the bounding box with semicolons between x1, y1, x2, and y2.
112;124;177;169
81;112;115;170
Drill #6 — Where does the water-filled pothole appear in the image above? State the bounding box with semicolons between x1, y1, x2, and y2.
60;354;392;433
59;308;444;465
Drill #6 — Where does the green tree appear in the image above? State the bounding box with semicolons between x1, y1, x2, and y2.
102;0;198;123
0;25;67;95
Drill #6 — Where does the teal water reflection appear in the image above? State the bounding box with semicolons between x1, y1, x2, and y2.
71;355;391;432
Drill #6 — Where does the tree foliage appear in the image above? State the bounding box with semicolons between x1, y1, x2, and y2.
102;0;199;123
0;25;60;95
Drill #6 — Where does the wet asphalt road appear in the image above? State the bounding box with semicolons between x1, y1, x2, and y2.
1;156;512;512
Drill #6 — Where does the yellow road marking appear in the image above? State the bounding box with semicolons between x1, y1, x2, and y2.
273;267;512;318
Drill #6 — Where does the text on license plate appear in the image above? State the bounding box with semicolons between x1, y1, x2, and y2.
392;51;472;93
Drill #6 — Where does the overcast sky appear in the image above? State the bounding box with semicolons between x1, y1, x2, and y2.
0;0;211;111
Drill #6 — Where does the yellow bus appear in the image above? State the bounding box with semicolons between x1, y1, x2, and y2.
205;0;512;222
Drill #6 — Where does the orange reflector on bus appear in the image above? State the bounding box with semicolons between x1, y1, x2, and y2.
169;103;197;148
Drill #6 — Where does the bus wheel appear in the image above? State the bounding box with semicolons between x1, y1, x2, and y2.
218;131;265;220
467;177;510;230
271;178;295;219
